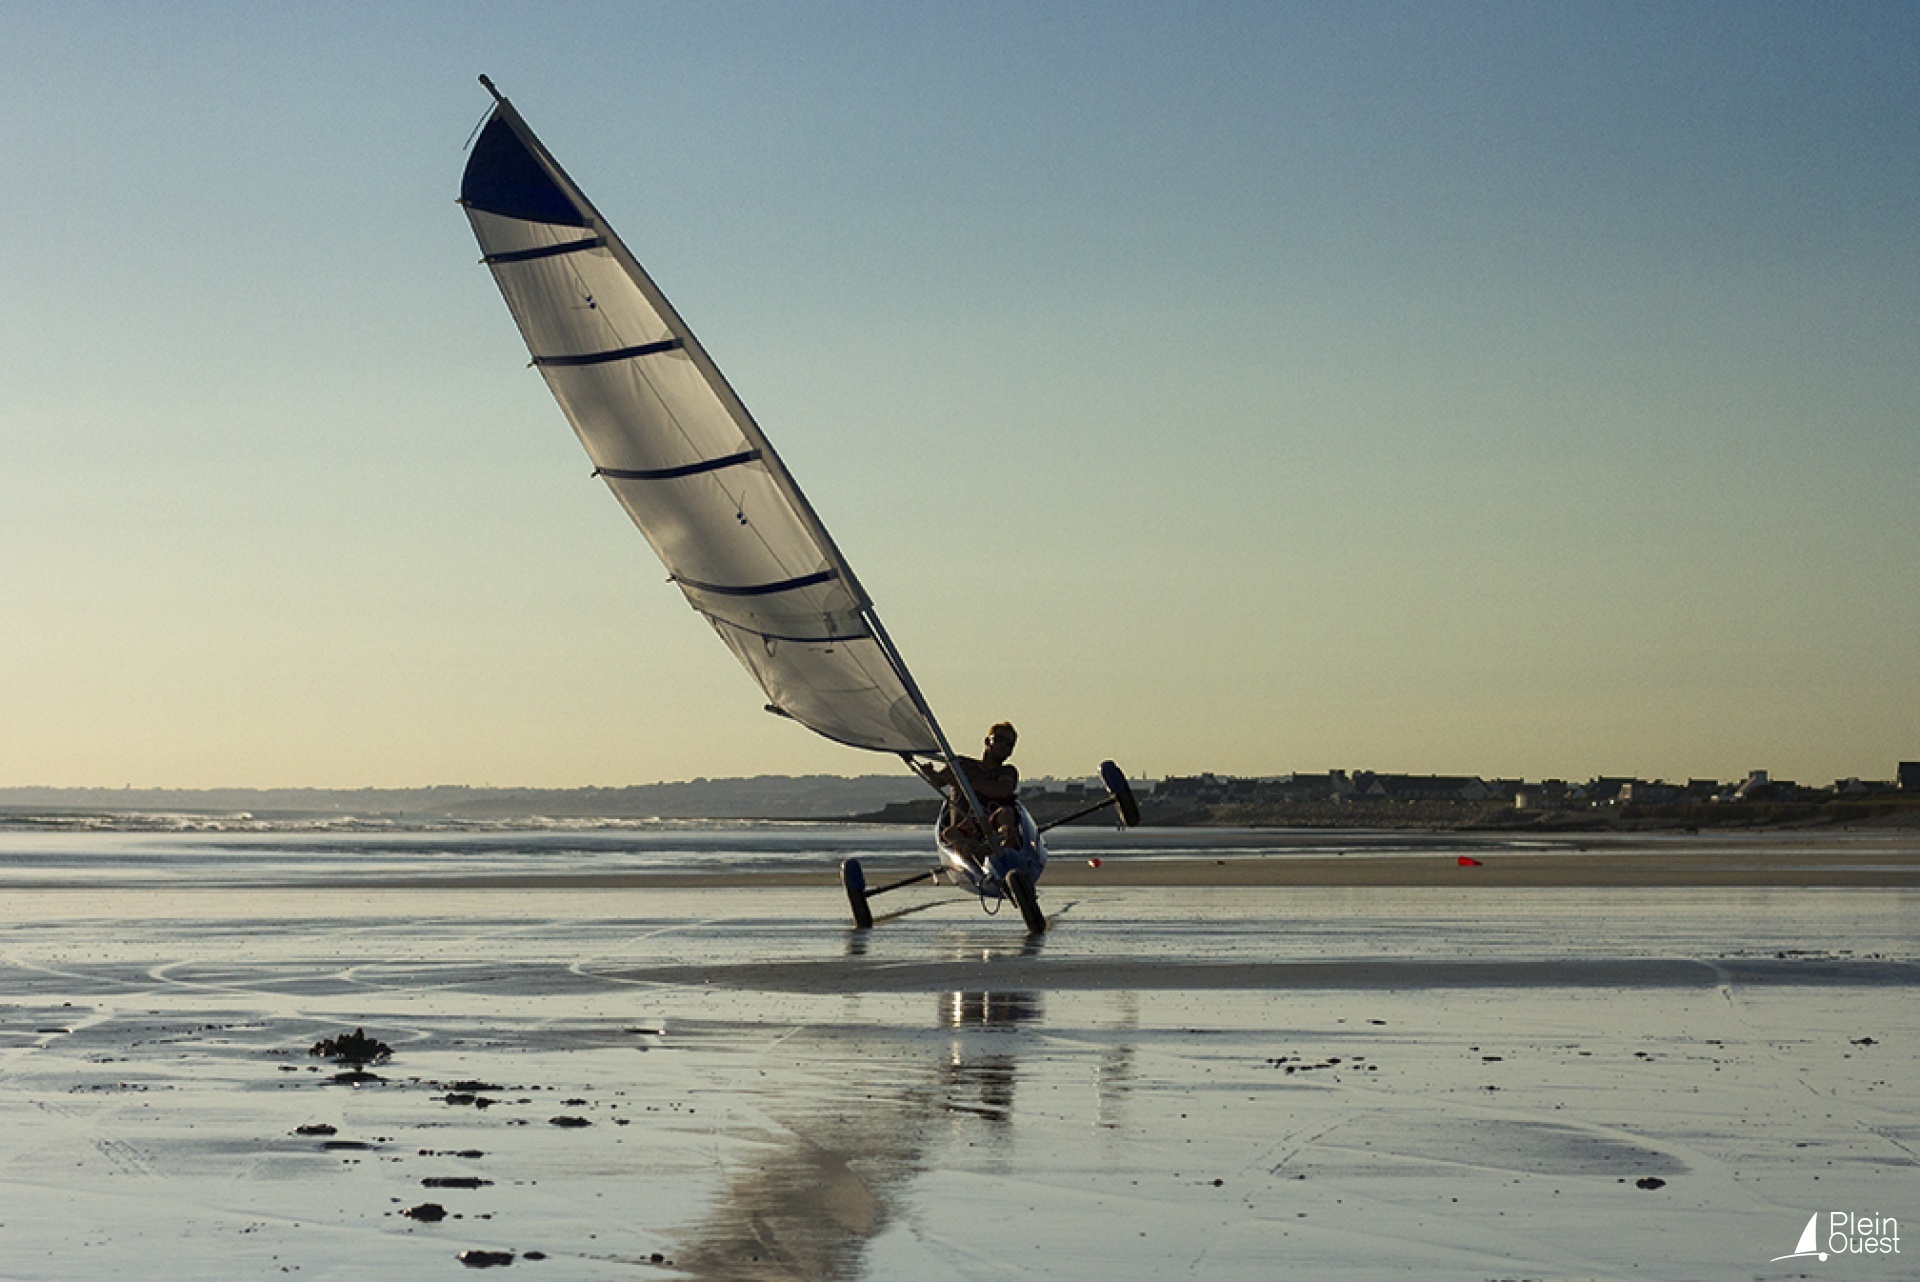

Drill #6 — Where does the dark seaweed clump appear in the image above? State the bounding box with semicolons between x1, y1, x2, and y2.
310;1028;393;1065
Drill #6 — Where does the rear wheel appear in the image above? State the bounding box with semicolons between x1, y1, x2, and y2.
1003;867;1046;935
840;859;874;929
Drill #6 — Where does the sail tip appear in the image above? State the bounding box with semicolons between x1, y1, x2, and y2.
478;74;503;103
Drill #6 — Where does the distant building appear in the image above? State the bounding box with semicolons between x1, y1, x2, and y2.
1364;774;1491;802
1513;787;1560;812
1155;774;1229;804
1483;778;1526;803
1585;777;1635;805
1258;773;1336;802
1899;762;1920;791
1516;779;1577;810
1616;780;1681;805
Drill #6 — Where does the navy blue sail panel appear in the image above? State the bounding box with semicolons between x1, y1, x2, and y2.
461;114;587;227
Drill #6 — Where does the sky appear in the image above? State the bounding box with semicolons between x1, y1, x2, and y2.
2;2;1916;790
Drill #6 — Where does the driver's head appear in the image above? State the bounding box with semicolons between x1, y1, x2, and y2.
985;722;1017;760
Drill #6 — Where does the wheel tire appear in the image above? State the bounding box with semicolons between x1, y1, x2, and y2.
1004;867;1046;935
841;859;874;929
1100;759;1141;827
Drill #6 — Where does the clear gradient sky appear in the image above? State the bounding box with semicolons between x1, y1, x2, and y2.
2;3;1915;789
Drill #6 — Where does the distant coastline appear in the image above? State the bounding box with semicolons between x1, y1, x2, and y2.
0;777;927;825
4;772;1918;832
846;794;1920;833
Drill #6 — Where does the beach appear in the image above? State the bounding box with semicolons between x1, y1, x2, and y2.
0;825;1914;1279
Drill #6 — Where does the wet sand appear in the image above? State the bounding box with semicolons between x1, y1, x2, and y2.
494;845;1920;891
0;832;1915;1279
165;830;1918;891
1042;830;1920;887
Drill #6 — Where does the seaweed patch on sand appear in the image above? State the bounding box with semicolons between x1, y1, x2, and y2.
310;1027;393;1065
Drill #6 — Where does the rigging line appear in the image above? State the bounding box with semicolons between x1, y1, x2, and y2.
462;104;493;154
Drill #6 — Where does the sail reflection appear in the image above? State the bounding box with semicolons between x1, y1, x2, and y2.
667;989;1050;1280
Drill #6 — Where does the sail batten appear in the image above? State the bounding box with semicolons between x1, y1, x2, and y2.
596;450;762;481
482;237;603;264
463;93;941;756
673;569;839;597
535;338;686;367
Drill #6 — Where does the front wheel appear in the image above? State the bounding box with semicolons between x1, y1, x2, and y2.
1003;867;1046;935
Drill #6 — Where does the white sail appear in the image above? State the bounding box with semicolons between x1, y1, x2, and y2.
1771;1213;1825;1262
460;88;939;756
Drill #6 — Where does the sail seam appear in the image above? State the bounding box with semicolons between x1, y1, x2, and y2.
674;569;838;597
708;619;872;644
595;450;762;481
484;237;603;264
536;338;686;367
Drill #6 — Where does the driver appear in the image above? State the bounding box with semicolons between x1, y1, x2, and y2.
918;722;1022;855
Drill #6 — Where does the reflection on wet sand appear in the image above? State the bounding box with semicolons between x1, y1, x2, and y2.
663;1056;931;1280
1093;991;1139;1131
939;990;1038;1125
669;982;1137;1280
